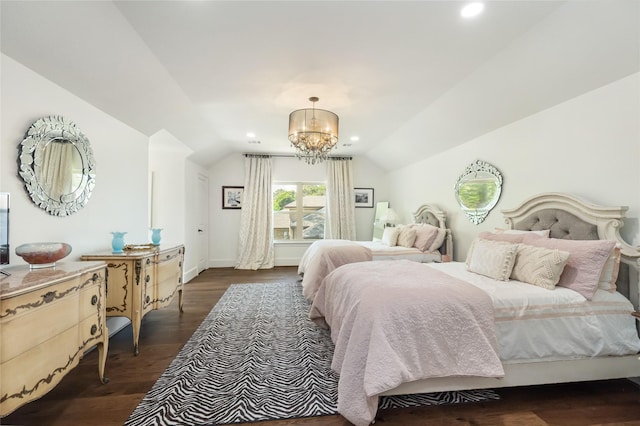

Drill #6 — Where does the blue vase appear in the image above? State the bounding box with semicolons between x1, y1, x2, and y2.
151;228;163;246
111;232;127;254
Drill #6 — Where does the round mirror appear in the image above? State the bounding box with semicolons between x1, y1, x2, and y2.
455;160;502;225
18;116;96;216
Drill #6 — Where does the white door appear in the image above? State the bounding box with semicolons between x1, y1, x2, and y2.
196;174;209;273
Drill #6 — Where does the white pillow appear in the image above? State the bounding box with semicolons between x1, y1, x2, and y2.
511;244;571;290
467;239;519;281
598;245;621;292
381;227;400;246
494;228;550;237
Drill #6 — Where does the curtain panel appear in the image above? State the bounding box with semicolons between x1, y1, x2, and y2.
326;158;356;240
235;156;274;269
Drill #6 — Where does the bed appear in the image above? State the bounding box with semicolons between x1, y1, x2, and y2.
298;203;453;301
309;193;640;426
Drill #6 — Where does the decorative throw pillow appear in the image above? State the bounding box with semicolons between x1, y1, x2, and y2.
427;227;447;252
521;235;616;300
511;244;571;290
381;227;400;246
412;224;440;252
467;239;519;281
495;228;551;237
597;246;621;292
466;234;524;265
397;226;417;248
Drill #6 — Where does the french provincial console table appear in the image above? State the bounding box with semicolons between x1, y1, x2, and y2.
0;261;109;417
81;244;184;355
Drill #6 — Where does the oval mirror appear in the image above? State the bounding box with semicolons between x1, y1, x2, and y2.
18;116;96;216
455;160;502;225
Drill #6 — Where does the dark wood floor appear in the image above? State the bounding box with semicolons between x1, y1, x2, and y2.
3;266;640;426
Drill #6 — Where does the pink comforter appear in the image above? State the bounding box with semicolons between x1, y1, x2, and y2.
309;260;504;426
301;242;372;302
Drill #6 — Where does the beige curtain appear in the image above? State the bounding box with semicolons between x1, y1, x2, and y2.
325;158;356;240
41;141;75;200
235;155;274;269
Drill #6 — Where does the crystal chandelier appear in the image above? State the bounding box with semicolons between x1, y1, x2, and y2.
288;97;339;165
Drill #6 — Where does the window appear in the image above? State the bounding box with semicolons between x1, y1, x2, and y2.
273;183;326;241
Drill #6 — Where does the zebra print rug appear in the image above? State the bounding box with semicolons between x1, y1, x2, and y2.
125;282;499;425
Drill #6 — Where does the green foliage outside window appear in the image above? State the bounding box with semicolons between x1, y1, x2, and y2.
273;189;295;211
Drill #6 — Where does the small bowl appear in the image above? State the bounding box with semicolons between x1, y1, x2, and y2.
15;242;72;269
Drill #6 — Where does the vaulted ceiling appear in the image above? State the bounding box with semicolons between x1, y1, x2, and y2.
2;1;638;170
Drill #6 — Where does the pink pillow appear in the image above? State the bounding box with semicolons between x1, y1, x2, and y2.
521;235;616;300
412;224;440;252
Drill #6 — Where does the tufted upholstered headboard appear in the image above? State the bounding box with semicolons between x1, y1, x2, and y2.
412;204;453;259
501;193;640;311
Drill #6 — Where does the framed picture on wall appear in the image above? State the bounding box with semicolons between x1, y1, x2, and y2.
222;186;244;209
354;188;374;208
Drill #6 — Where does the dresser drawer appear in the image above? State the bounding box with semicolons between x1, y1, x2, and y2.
78;281;102;321
77;315;105;348
1;282;81;363
1;325;80;415
154;247;183;308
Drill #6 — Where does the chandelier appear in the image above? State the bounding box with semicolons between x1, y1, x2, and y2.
288;97;339;165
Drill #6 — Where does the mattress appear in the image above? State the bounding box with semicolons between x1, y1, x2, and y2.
427;262;640;362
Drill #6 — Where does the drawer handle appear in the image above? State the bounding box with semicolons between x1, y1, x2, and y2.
146;259;151;265
90;324;97;335
145;275;150;283
179;261;182;268
91;295;98;305
92;273;99;281
145;295;150;303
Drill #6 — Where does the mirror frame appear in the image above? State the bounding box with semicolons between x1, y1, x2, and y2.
18;116;96;217
454;159;503;225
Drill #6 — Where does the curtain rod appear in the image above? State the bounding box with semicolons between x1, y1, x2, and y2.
243;153;353;160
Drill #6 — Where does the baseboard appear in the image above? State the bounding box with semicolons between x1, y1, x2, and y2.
209;259;237;268
184;265;199;284
275;258;300;267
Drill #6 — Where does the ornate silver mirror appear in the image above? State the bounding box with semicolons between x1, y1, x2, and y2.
18;116;96;216
455;159;502;225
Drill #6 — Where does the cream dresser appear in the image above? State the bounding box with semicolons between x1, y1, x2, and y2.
81;244;184;355
0;261;109;417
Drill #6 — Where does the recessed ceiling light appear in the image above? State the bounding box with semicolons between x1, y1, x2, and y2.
461;2;484;18
246;132;256;138
350;136;360;142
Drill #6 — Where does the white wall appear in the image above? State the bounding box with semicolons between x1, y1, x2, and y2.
1;54;150;264
149;129;209;281
207;154;389;267
388;73;640;260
